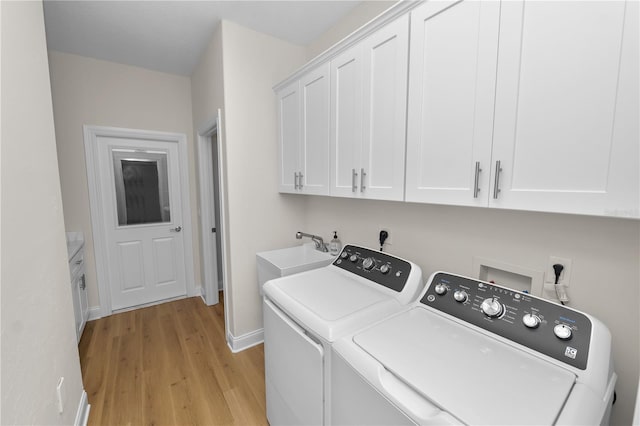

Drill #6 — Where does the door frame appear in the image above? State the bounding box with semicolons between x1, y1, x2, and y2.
83;125;196;318
196;111;230;325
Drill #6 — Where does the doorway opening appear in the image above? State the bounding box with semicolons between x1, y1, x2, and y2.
197;110;229;339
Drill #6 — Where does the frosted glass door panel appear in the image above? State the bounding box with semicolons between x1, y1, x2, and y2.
405;1;499;205
491;1;639;217
330;46;363;197
360;15;409;201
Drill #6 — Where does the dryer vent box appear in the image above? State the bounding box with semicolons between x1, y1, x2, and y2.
473;257;544;296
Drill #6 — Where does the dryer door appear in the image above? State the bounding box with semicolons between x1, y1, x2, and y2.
264;299;324;425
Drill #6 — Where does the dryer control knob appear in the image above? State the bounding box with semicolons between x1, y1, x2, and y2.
349;254;358;263
379;264;390;274
362;257;375;270
553;324;572;340
340;251;349;259
522;313;541;329
453;290;468;303
434;283;447;295
481;297;504;318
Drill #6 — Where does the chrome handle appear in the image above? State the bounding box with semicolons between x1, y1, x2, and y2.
294;172;299;190
493;160;502;199
352;169;358;192
75;260;82;265
298;172;303;189
80;275;86;290
170;226;182;232
473;161;482;198
360;168;366;192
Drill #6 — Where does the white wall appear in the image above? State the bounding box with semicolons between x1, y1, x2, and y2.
1;2;84;423
304;197;639;425
217;20;308;337
48;51;198;309
305;0;397;59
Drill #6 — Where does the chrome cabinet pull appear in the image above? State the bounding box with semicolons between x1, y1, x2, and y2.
75;259;82;265
352;169;358;192
473;161;482;198
298;172;304;189
493;160;503;199
80;275;86;290
360;168;366;192
294;172;299;189
170;226;182;232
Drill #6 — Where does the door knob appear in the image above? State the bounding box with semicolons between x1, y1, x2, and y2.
170;226;182;232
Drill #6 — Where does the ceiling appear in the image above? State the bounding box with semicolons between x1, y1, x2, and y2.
43;1;363;76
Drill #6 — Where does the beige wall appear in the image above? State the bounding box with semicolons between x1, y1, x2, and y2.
48;51;198;308
1;2;84;423
306;0;397;59
218;20;307;337
304;197;639;425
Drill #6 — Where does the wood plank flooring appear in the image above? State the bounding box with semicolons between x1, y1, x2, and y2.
79;294;267;425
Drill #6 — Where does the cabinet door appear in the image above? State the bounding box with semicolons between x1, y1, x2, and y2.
277;81;301;193
360;15;410;201
71;276;82;343
79;274;89;332
330;44;363;198
490;1;639;217
300;63;330;195
405;1;500;206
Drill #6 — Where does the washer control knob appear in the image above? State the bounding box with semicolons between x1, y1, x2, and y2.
553;324;572;340
349;254;358;263
362;257;375;270
379;264;390;274
434;283;447;295
481;297;504;318
340;251;349;259
453;290;468;303
522;313;541;329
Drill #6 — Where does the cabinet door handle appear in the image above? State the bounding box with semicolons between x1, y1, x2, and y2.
75;259;82;265
360;168;366;192
294;172;298;189
493;160;503;199
80;275;86;290
473;161;482;198
298;172;303;190
170;226;182;232
352;169;358;192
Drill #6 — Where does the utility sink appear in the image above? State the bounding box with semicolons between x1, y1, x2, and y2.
257;243;335;294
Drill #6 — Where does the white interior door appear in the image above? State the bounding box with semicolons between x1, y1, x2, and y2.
98;136;187;310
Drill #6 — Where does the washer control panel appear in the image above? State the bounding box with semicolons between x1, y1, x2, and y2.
420;272;592;370
333;245;411;293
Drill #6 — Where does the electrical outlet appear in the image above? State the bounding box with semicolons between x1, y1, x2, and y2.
378;227;391;247
546;256;572;286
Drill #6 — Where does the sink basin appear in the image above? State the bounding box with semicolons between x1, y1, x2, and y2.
257;243;335;294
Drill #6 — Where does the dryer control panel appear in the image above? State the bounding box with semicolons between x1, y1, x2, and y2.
420;272;592;370
333;245;411;293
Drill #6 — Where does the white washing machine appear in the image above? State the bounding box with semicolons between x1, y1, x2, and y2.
332;271;617;425
263;244;423;425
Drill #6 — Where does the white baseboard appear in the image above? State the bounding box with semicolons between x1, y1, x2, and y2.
87;306;101;321
226;328;264;353
74;390;90;426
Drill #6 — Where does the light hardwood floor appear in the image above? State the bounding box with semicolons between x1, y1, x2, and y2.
79;294;268;425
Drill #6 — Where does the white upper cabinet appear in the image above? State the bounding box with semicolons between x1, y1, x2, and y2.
330;15;409;201
277;64;330;195
490;1;638;217
406;0;639;218
405;1;500;206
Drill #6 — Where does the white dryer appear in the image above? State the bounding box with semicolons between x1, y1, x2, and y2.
263;245;423;426
332;271;617;425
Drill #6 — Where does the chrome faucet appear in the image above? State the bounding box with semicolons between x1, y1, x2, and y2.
296;231;329;252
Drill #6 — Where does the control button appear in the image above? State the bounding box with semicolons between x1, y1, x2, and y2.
434;283;447;295
349;254;358;263
340;252;349;259
362;257;375;270
395;271;402;277
554;324;572;340
522;313;541;329
380;264;390;274
453;290;468;303
336;259;342;265
481;297;504;318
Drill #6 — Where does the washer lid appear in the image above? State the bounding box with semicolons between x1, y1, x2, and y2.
353;307;577;425
264;267;400;341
